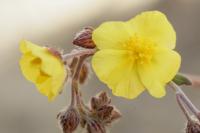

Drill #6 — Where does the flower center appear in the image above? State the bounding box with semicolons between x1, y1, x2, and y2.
123;35;156;65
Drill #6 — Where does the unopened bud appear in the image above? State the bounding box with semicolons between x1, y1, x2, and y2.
97;106;113;120
87;120;106;133
110;109;122;122
57;107;80;133
73;27;96;49
90;91;111;111
90;91;121;125
91;97;100;110
186;119;200;133
98;91;111;106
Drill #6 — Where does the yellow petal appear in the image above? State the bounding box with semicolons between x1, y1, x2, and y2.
20;40;44;54
35;52;66;100
40;51;65;76
92;22;134;50
36;70;51;84
36;78;54;100
138;47;181;98
92;50;145;99
19;53;41;82
37;50;66;100
19;40;66;100
36;71;65;101
128;11;176;49
21;40;65;77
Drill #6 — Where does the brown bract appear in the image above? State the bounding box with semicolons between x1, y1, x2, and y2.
57;107;80;133
90;91;121;125
73;27;96;49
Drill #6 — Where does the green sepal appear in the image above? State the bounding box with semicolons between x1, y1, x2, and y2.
173;73;192;86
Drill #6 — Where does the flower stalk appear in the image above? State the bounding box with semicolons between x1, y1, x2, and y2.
70;57;79;107
176;94;191;121
62;49;96;61
71;55;88;108
169;82;200;121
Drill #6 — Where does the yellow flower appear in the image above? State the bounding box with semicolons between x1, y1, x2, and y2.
92;11;181;99
19;40;67;101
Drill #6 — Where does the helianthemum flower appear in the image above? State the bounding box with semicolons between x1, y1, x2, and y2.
92;11;181;99
19;40;67;100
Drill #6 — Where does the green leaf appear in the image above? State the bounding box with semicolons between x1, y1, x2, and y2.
173;73;192;86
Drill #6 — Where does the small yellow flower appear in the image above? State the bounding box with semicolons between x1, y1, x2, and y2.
19;40;67;101
92;11;181;99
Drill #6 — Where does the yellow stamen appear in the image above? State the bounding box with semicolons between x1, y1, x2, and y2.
123;35;156;65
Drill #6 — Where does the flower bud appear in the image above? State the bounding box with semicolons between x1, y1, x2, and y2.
90;91;111;111
80;119;87;128
110;109;122;122
98;91;111;106
87;120;106;133
97;105;113;120
89;91;121;125
73;27;96;49
186;119;200;133
91;97;100;110
57;107;80;133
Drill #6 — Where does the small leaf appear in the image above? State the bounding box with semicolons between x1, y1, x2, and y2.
173;73;192;86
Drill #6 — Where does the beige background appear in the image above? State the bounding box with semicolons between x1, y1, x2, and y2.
1;0;200;133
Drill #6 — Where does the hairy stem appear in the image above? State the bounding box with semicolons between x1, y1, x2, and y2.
62;49;96;60
170;82;200;120
176;93;191;121
70;57;79;106
71;56;87;108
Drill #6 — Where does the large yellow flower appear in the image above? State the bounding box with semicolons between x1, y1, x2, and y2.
19;40;67;101
92;11;181;99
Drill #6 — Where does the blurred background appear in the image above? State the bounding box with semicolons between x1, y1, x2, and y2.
0;0;200;133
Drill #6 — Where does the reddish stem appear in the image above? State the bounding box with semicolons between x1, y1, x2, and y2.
62;49;96;60
176;93;191;121
170;82;200;121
